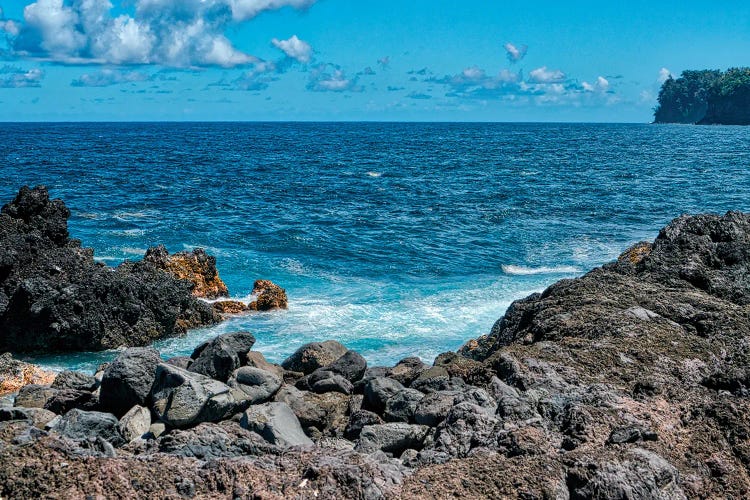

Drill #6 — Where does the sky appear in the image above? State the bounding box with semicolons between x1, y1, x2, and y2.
0;0;748;122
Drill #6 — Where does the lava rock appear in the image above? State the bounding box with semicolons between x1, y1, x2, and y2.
43;389;97;414
51;370;97;392
51;408;125;447
244;351;284;379
188;331;256;382
227;366;282;405
281;341;348;375
345;410;384;440
387;357;427;386
13;384;58;409
142;245;229;299
100;347;161;417
240;402;313;448
355;423;430;455
384;389;424;423
0;407;57;429
414;391;458;427
247;280;288;311
363;377;404;413
150;363;241;428
118;405;151;442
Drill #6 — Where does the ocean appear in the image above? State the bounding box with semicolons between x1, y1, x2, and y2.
2;122;749;372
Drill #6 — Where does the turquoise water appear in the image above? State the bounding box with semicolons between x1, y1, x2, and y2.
2;122;749;372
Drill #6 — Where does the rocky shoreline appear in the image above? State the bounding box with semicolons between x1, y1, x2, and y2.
2;187;750;498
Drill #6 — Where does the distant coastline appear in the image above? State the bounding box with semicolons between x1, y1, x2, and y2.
653;68;750;125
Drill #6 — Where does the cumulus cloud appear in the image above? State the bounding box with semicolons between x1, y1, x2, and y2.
657;67;672;83
377;56;390;69
271;35;312;63
71;69;150;87
504;42;527;63
0;65;44;88
307;63;361;92
427;66;522;98
10;0;318;67
582;76;609;93
232;61;279;90
528;66;566;83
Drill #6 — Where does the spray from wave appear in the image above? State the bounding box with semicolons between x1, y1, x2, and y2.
501;264;581;275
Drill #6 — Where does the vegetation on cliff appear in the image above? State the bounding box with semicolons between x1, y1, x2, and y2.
654;67;750;125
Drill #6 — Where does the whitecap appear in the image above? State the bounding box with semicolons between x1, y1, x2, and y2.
501;264;580;275
366;171;382;178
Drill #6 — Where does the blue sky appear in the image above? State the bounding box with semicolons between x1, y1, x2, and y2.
0;0;748;122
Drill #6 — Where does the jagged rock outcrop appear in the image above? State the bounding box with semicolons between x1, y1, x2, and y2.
143;245;229;299
0;353;56;396
0;186;219;352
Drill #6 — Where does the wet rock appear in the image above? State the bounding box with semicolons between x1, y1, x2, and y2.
51;408;124;447
0;186;220;353
384;388;424;423
51;370;97;392
188;331;256;382
0;353;56;396
356;423;429;455
247;279;288;311
281;340;348;375
212;300;249;314
143;245;229;299
14;384;57;409
346;410;384;440
363;377;404;413
118;405;151;442
227;366;282;405
240;402;313;448
151;363;241;428
100;347;161;417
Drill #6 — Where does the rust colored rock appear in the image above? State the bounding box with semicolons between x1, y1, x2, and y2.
248;280;288;311
144;245;229;299
213;300;249;314
0;353;56;396
617;241;652;266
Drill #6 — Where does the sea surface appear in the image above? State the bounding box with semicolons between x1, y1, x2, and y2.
1;122;749;373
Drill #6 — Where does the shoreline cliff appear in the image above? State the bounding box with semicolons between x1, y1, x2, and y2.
1;187;750;498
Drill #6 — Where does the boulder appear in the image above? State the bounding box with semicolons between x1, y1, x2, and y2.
13;384;57;409
363;377;404;413
414;391;458;426
309;373;354;395
240;402;313;448
143;245;229;299
0;186;220;353
165;356;193;370
157;421;277;459
388;357;427;386
51;370;97;392
345;410;384;440
281;341;348;375
273;385;350;434
384;389;424;423
356;423;430;455
150;363;241;428
245;351;284;379
247;280;288;311
322;350;368;382
409;366;452;393
118;405;152;442
189;331;256;382
44;389;98;414
0;353;56;396
51;408;124;447
100;347;161;417
212;300;249;314
227;366;281;405
430;403;499;458
0;407;57;428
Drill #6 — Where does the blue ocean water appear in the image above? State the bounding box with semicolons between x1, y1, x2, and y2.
1;122;749;373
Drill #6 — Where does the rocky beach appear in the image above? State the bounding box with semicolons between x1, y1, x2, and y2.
1;185;750;499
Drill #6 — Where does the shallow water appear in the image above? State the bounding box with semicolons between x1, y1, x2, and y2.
2;122;749;372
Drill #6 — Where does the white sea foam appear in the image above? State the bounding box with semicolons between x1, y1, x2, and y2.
502;264;580;275
366;171;382;178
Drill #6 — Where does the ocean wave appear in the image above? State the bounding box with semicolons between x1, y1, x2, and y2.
501;264;580;275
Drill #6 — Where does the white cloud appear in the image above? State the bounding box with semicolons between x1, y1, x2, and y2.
657;67;672;83
11;0;318;67
271;35;312;63
582;76;609;92
377;56;390;69
504;42;527;63
71;68;150;87
528;66;566;83
0;65;44;88
307;63;361;92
